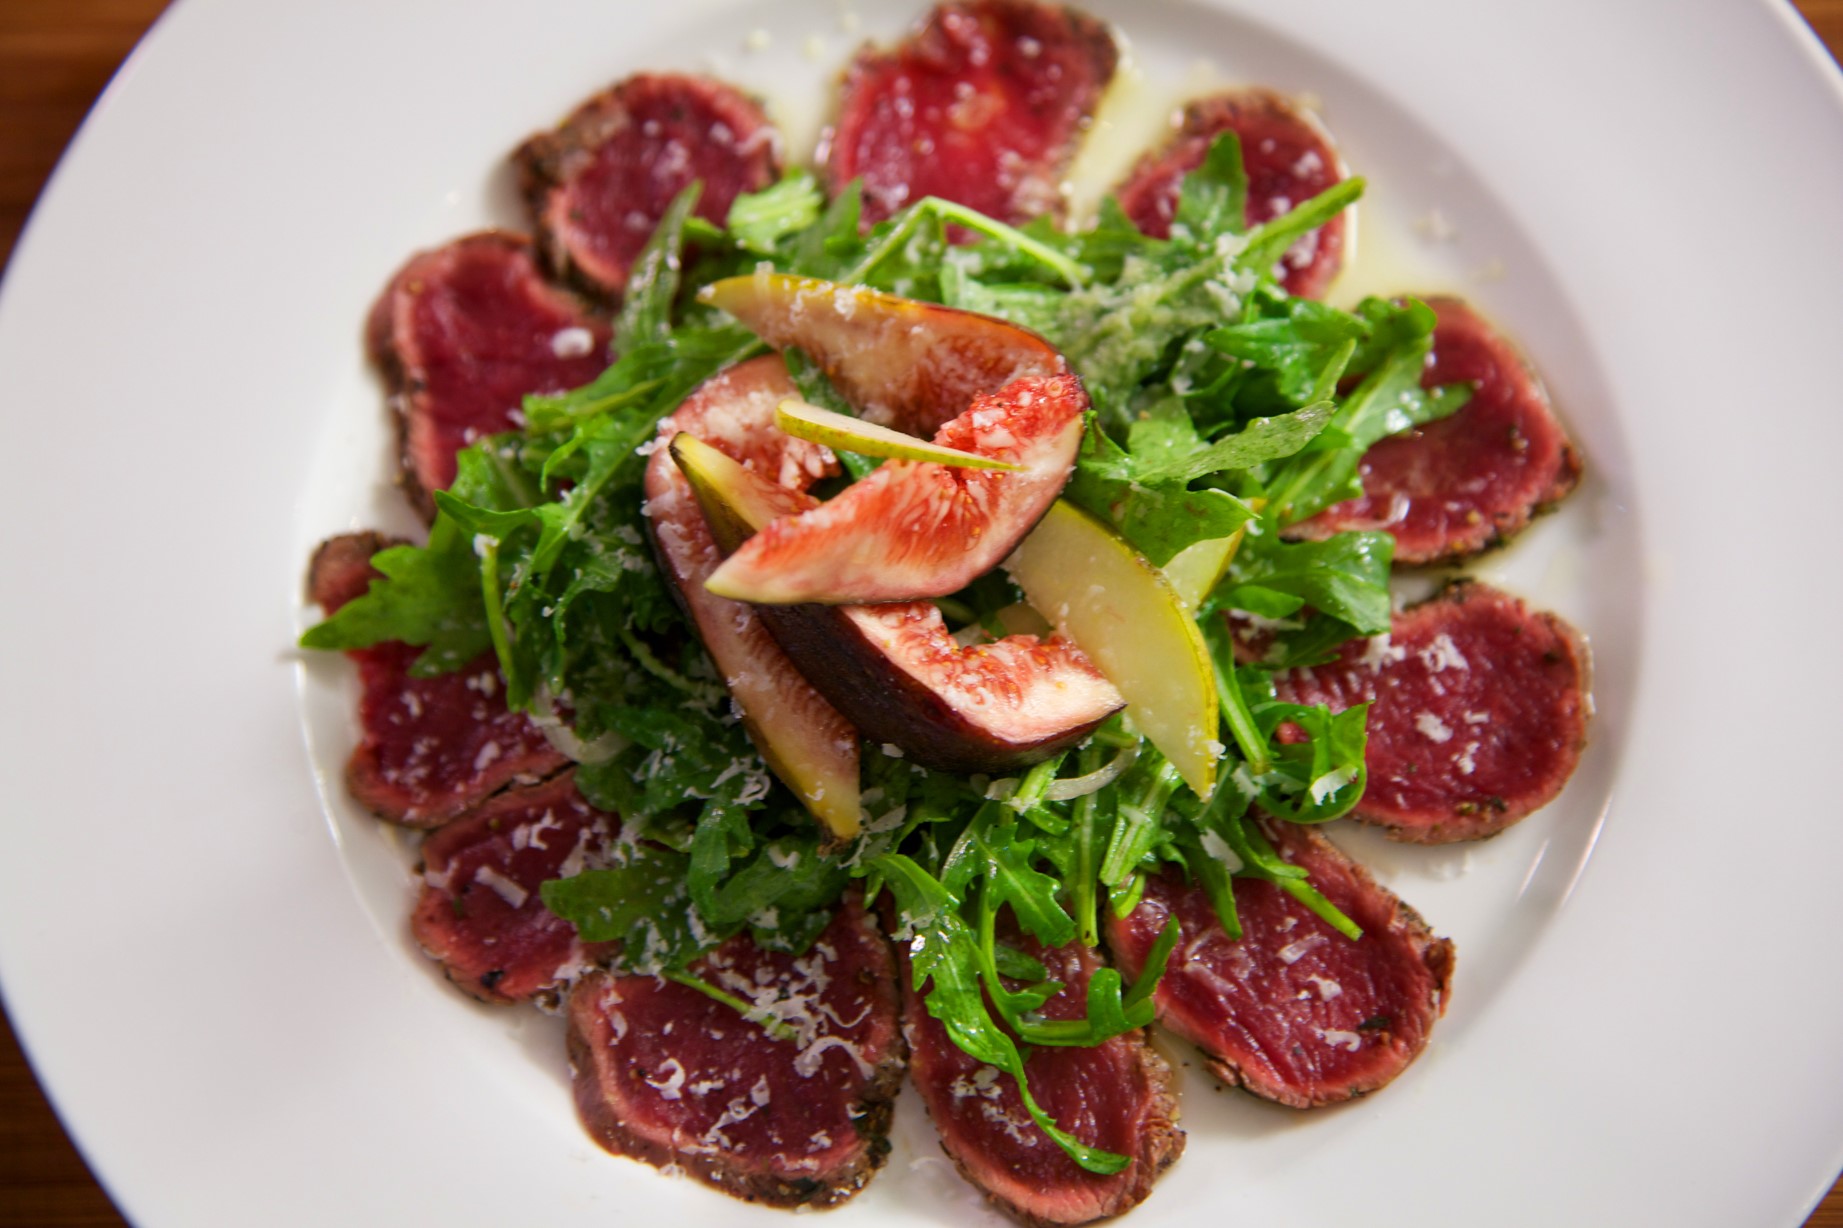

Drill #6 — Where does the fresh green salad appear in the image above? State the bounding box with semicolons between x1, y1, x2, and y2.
302;134;1466;1174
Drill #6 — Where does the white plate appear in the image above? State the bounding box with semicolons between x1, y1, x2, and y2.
3;0;1841;1224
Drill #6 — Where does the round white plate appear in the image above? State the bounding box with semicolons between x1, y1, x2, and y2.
2;1;1841;1224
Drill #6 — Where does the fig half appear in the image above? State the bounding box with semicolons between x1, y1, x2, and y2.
701;271;1068;437
640;357;864;839
699;273;1089;605
672;434;1123;775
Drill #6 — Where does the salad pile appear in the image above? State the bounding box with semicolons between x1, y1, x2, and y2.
303;136;1468;1175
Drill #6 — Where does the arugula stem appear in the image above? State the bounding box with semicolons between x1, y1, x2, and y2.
1070;744;1105;946
474;535;521;701
1210;637;1271;774
663;970;801;1042
925;200;1087;287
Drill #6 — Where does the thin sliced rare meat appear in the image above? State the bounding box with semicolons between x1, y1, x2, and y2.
366;231;611;521
1272;581;1591;843
566;893;904;1207
518;73;780;299
306;532;567;828
825;0;1118;227
410;771;618;1005
1108;820;1455;1108
900;929;1181;1226
1114;89;1348;298
1288;296;1582;563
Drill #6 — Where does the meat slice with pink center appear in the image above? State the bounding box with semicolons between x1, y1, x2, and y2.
1108;820;1454;1107
566;893;904;1207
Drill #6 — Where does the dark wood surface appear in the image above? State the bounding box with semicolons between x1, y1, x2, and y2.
2;1;1841;1225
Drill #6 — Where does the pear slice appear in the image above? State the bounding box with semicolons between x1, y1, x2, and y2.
1006;501;1220;798
774;399;1022;471
702;270;1066;437
1163;498;1265;610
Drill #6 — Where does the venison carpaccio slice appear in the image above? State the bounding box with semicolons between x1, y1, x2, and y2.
1288;296;1582;563
825;0;1118;227
366;231;611;522
1114;89;1348;298
899;929;1182;1226
518;72;781;299
566;893;905;1207
1108;821;1454;1108
409;771;617;1005
1270;580;1590;843
306;532;566;827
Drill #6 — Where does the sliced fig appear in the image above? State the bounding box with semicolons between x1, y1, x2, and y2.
704;373;1087;605
672;434;1121;775
1005;501;1220;798
702;272;1068;438
641;356;864;839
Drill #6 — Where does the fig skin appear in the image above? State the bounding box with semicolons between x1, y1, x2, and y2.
641;357;865;838
702;272;1068;437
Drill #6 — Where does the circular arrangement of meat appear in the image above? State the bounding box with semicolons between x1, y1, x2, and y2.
301;2;1602;1220
566;893;905;1208
1107;819;1454;1107
825;0;1119;227
518;73;781;299
366;231;612;522
1271;581;1591;843
1288;295;1583;564
1114;89;1348;299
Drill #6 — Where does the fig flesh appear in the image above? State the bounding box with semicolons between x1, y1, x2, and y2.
640;357;864;839
1006;501;1221;798
702;271;1068;437
672;433;1123;775
704;372;1088;604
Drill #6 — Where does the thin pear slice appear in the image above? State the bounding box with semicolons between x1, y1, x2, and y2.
1164;499;1264;610
674;435;1121;774
702;271;1066;437
775;399;1022;471
1006;501;1220;798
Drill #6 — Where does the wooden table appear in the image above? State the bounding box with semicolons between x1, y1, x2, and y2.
3;1;1842;1224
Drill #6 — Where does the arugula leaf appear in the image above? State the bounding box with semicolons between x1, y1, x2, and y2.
873;852;1130;1176
726;170;825;255
1172;132;1250;241
1220;530;1395;638
297;516;491;672
614;184;700;353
